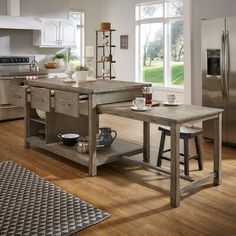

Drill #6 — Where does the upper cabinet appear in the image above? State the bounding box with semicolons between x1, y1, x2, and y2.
33;18;77;48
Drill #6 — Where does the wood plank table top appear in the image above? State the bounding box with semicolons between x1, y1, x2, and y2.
97;102;224;125
27;78;150;94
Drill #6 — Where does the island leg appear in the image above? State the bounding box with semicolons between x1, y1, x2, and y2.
88;94;97;176
143;121;150;162
170;123;180;207
24;94;30;148
213;113;222;185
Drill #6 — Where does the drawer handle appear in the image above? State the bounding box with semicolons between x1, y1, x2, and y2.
16;95;21;99
60;101;72;106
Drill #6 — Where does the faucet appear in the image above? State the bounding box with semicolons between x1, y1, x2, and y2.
29;59;39;71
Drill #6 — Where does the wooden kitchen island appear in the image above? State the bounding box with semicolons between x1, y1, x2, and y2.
12;78;223;207
21;78;150;176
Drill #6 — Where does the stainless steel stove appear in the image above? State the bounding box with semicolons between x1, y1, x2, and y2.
0;56;48;121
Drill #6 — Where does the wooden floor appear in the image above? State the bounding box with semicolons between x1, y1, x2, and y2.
0;115;236;236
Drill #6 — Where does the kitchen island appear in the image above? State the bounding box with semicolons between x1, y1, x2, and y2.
20;78;150;176
11;78;223;207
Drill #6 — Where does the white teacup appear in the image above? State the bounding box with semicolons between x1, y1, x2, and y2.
167;94;176;103
133;97;146;109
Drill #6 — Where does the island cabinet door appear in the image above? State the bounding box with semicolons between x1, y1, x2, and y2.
31;87;51;112
54;90;80;118
9;85;27;107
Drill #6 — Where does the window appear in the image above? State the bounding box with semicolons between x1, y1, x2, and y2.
68;11;85;64
136;0;184;87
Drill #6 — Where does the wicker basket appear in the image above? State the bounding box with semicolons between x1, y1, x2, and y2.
100;22;111;31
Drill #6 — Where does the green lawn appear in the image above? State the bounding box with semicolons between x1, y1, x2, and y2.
143;61;184;85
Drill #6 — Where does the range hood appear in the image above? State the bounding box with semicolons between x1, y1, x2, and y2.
0;0;41;30
0;15;41;30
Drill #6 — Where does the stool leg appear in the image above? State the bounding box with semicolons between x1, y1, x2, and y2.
195;136;203;170
184;138;189;176
157;131;166;167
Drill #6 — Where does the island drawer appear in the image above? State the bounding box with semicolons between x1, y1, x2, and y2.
31;87;51;112
10;85;27;107
54;90;80;117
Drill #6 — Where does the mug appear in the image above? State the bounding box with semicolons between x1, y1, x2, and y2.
132;97;146;108
167;94;176;103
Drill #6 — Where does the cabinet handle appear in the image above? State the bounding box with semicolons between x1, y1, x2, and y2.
56;40;59;45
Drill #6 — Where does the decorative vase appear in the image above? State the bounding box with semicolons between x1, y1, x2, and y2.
54;58;65;68
76;71;88;81
97;127;117;147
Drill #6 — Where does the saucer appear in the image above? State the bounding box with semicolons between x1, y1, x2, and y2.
63;78;76;83
162;101;182;106
131;106;149;111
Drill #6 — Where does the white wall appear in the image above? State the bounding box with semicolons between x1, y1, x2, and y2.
99;0;138;82
0;0;6;15
191;0;236;105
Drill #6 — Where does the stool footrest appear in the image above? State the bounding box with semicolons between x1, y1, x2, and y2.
160;155;185;165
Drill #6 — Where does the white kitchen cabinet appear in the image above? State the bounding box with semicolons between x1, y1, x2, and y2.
33;18;76;48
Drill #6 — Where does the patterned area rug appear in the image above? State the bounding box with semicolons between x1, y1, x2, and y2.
0;161;110;236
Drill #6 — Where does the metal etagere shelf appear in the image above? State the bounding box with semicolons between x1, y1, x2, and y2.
96;29;116;80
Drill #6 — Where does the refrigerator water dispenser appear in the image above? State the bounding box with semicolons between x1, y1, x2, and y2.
207;49;221;76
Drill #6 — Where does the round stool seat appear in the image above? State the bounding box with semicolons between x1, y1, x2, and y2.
158;125;202;139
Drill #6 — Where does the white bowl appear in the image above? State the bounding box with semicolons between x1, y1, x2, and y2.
36;109;46;120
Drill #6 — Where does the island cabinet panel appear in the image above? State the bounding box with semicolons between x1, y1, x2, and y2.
54;90;80;118
46;112;89;144
31;87;51;112
9;85;27;107
96;89;143;105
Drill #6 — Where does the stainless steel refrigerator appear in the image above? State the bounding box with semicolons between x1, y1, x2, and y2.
202;17;236;145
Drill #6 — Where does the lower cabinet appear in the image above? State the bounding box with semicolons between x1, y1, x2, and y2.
27;87;89;144
31;87;51;112
9;85;27;107
54;90;80;118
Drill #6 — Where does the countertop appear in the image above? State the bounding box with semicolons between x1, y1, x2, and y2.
27;78;150;94
97;101;224;124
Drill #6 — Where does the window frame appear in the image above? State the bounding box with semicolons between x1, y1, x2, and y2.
135;0;184;88
68;11;85;65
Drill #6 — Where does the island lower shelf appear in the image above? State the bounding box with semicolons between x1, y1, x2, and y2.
27;136;143;167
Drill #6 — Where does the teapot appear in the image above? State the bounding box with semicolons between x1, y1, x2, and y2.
98;127;117;147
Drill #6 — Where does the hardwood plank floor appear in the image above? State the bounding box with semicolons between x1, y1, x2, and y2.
0;116;236;236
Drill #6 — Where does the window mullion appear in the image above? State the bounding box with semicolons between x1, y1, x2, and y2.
164;21;171;87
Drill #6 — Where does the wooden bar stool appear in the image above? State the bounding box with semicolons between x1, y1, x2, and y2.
157;125;203;176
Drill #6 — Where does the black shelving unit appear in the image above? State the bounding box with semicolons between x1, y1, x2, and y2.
96;29;116;80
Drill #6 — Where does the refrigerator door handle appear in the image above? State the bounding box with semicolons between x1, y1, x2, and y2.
221;31;226;99
225;30;230;99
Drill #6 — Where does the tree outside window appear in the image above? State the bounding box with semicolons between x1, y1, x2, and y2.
68;11;85;65
136;0;184;87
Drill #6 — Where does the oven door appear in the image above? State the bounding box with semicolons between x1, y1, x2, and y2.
0;78;14;105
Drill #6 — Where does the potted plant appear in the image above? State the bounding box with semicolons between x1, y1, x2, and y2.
53;53;67;67
75;65;89;81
